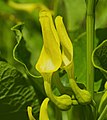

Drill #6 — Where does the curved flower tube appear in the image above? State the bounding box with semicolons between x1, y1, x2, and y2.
36;10;72;110
55;16;91;104
44;74;72;110
69;78;92;104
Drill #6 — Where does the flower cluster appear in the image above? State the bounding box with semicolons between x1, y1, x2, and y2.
28;10;92;120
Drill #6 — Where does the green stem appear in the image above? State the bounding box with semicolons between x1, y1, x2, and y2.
97;105;107;120
55;107;62;120
86;0;95;98
53;72;73;96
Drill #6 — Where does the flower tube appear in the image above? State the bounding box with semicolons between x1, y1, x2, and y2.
55;16;74;78
36;10;72;110
55;16;91;104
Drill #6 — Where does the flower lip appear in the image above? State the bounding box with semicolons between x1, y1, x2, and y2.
36;10;62;74
55;16;73;68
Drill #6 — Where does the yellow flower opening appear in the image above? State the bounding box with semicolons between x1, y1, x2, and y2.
36;10;62;75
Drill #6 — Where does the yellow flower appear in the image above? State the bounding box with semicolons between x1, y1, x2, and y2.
39;98;50;120
55;16;92;104
36;10;72;110
55;16;74;79
36;10;91;106
36;11;62;75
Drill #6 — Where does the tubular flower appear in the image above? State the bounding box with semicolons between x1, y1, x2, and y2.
55;16;74;79
36;10;61;74
55;16;92;104
36;10;91;108
36;10;72;110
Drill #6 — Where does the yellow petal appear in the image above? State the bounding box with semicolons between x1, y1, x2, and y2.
39;98;49;120
27;106;36;120
55;16;73;67
36;11;62;74
55;16;74;78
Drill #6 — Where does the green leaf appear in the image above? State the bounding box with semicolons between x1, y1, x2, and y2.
96;28;107;46
93;28;107;91
94;79;102;92
73;32;87;85
0;60;40;120
11;23;42;78
94;92;104;110
96;0;107;28
68;105;94;120
92;39;107;79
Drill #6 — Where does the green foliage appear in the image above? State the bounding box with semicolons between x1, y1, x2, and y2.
92;40;107;79
73;33;87;85
0;0;107;120
0;60;40;120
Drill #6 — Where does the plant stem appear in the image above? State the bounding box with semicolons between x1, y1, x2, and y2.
86;0;95;98
97;105;107;120
55;107;62;120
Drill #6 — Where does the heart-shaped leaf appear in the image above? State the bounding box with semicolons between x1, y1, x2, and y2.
92;39;107;79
